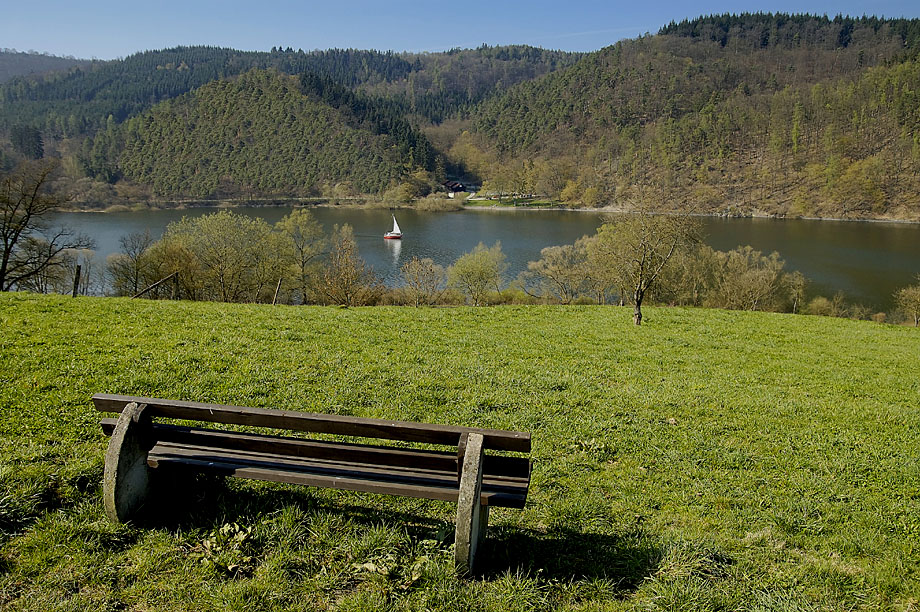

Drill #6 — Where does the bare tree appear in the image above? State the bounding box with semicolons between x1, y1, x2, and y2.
319;224;379;306
401;256;446;306
1;160;93;291
107;230;154;296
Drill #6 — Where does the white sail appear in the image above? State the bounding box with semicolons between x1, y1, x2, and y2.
391;215;402;234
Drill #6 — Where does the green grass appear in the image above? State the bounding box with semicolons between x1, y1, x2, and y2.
1;292;918;610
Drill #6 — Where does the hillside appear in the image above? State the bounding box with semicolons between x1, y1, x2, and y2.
105;70;429;196
2;15;920;218
471;14;920;219
0;50;88;84
1;293;918;609
0;45;579;137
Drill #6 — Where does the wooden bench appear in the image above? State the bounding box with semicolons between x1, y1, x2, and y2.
94;393;531;573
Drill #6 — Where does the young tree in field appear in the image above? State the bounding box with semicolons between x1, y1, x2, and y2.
319;224;379;306
895;278;920;326
401;256;446;306
521;243;587;304
276;209;325;304
1;160;93;291
593;213;700;325
448;242;507;306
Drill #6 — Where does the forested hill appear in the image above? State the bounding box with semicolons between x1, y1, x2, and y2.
3;14;920;218
103;70;431;197
0;50;88;84
0;45;579;137
471;14;920;219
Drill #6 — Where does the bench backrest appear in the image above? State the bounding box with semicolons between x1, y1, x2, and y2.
92;393;531;453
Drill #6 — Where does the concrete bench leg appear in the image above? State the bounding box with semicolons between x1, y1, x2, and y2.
103;402;152;523
455;432;487;575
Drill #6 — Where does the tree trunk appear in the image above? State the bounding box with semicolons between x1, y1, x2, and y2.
633;290;643;326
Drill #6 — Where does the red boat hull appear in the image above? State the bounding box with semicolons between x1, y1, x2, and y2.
383;234;402;239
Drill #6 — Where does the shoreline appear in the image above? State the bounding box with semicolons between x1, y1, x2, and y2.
59;199;920;225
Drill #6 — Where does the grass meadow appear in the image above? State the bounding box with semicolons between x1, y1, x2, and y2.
0;292;918;610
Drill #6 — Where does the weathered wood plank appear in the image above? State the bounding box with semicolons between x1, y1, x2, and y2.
99;419;531;479
148;442;528;503
94;394;531;452
455;432;486;574
148;450;527;507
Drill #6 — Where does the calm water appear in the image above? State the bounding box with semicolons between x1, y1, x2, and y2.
50;207;920;311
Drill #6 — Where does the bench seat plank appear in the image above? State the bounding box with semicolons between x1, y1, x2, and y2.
94;394;531;452
148;442;528;508
100;419;530;478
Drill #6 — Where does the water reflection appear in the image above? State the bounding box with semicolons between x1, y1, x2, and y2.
384;236;402;266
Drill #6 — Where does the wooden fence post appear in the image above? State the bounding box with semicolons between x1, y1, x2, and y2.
71;265;81;297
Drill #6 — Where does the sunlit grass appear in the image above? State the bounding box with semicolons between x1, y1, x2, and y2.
1;292;918;610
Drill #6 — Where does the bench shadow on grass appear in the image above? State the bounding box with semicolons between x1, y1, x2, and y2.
477;526;660;589
137;475;659;592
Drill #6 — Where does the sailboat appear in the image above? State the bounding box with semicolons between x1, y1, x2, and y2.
383;214;403;239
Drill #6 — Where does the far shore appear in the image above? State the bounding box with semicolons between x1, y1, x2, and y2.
58;197;920;225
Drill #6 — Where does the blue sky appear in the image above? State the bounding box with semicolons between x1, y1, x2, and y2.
4;0;920;59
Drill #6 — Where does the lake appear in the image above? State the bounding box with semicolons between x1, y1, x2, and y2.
49;206;920;311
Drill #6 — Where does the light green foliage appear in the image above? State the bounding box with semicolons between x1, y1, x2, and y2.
894;278;920;326
163;210;290;303
1;294;919;610
520;243;587;304
447;242;507;306
706;246;788;311
275;209;325;305
591;214;700;324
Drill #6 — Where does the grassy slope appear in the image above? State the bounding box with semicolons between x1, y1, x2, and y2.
0;293;917;611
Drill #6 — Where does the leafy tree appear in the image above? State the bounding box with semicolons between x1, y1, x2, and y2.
786;270;808;314
10;125;43;159
160;210;285;303
707;246;788;311
276;209;325;304
592;213;700;325
580;234;624;304
448;242;507;306
1;160;93;291
520;243;586;304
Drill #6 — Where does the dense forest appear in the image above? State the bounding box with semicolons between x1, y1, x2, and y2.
1;14;920;218
0;50;88;84
470;14;920;219
109;70;431;197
